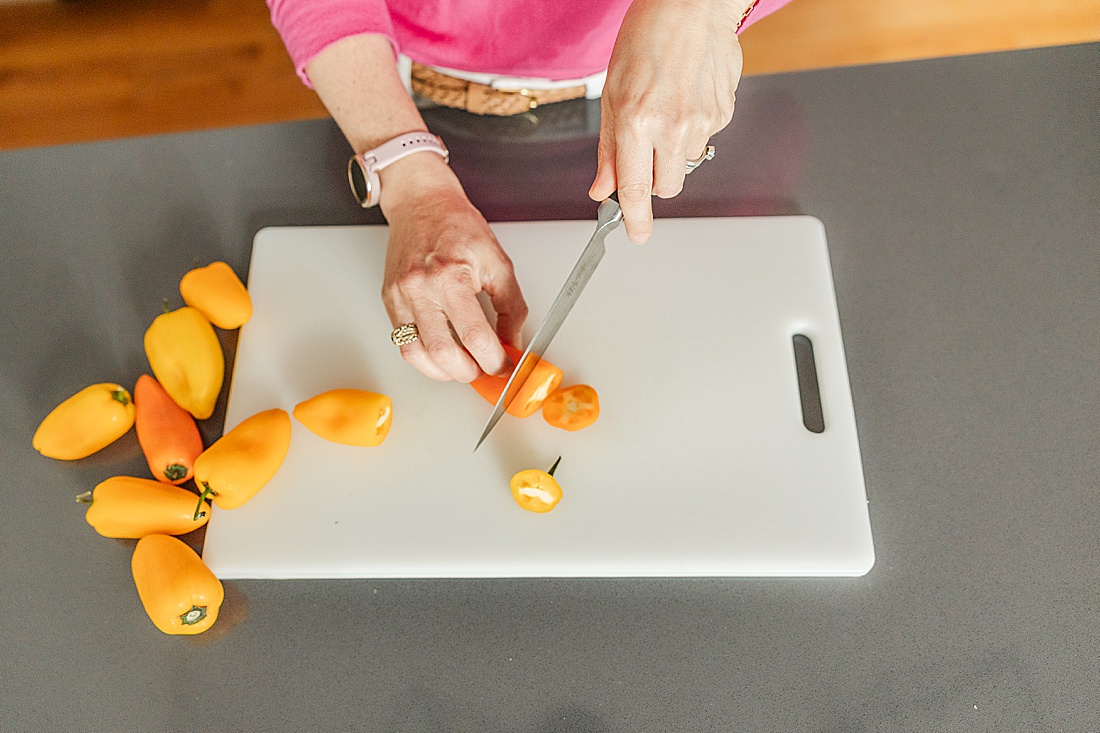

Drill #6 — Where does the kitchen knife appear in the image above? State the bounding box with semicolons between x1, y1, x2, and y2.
474;193;624;450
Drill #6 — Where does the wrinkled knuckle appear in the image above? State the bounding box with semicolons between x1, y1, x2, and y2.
438;266;473;292
664;115;694;145
617;181;652;203
460;326;494;356
399;271;430;297
425;339;456;364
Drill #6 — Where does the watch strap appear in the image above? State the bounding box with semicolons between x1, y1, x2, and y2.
348;131;449;208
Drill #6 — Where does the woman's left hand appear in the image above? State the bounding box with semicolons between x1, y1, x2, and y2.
590;0;749;243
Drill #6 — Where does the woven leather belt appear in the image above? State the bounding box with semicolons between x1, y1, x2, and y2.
410;63;588;116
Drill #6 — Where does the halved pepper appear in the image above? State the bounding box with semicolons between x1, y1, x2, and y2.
144;306;224;420
134;374;204;484
32;383;135;460
131;534;223;635
179;261;252;330
193;408;292;517
293;388;392;447
79;476;210;538
470;344;563;418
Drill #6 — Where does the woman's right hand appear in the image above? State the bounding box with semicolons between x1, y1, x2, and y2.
379;153;528;382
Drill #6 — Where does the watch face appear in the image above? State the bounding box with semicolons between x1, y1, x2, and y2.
348;156;373;207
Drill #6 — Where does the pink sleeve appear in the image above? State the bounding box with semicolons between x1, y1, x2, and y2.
267;0;398;87
739;0;793;32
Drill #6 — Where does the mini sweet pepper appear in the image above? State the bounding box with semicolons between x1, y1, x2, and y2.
131;534;223;635
179;261;252;330
144;306;224;420
32;383;135;460
79;475;210;539
293;388;393;447
470;344;563;418
193;408;292;518
134;374;204;484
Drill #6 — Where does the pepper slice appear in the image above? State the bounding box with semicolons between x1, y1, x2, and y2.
293;388;393;447
32;383;135;460
510;456;564;513
131;534;223;635
470;344;563;418
79;476;210;539
542;384;600;431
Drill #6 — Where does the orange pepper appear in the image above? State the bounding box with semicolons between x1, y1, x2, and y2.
79;476;210;539
470;344;563;418
32;383;135;460
193;408;291;517
131;534;223;635
134;374;204;484
510;456;564;513
293;388;393;447
179;261;252;330
542;384;600;431
144;306;224;420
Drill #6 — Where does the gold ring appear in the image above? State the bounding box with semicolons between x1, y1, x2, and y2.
685;145;715;173
390;323;419;346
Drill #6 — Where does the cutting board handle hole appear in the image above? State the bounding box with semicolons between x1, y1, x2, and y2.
792;334;825;433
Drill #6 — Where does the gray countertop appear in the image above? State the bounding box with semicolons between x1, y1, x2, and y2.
2;42;1098;732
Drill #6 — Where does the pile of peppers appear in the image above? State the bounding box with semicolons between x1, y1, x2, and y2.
35;260;604;635
33;261;268;635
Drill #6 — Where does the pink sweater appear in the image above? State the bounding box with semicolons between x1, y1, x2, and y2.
268;0;792;86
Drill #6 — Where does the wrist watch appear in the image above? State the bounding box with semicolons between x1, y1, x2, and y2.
348;131;449;208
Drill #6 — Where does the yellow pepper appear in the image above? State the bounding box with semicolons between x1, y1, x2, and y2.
179;261;252;330
131;534;223;635
144;306;224;420
293;388;393;447
510;456;564;513
32;383;135;460
193;408;292;517
79;476;210;539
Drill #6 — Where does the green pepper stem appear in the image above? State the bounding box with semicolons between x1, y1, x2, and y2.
193;482;217;521
75;490;93;505
547;456;562;477
180;605;208;626
110;388;131;406
164;463;188;482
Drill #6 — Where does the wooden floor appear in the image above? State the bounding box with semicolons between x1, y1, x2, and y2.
2;0;1099;150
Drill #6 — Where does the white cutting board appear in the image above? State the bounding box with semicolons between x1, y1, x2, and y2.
202;218;874;578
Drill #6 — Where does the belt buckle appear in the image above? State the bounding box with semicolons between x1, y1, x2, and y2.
499;88;539;111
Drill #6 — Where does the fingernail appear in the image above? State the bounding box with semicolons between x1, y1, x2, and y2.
497;356;515;376
630;232;649;245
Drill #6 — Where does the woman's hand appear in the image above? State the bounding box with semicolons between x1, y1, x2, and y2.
590;0;748;243
380;154;527;382
307;34;527;382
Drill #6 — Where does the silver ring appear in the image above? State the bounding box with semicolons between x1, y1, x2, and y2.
390;323;419;346
685;145;715;173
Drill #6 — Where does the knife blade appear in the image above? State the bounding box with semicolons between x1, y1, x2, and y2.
474;194;624;451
